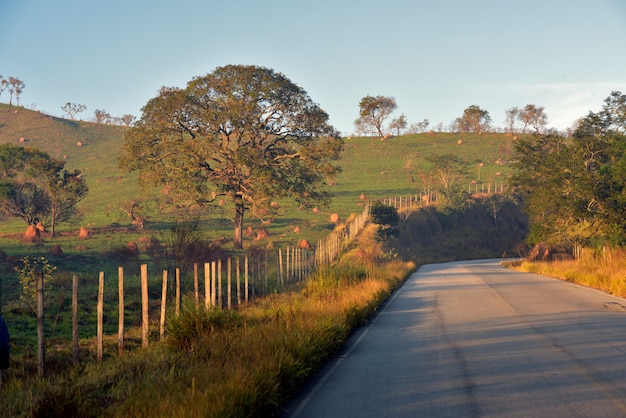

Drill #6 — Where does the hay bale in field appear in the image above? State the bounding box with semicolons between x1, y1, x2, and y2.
330;213;340;224
255;227;269;240
23;224;41;241
78;227;90;239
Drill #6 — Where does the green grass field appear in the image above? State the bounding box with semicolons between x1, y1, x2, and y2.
0;103;522;291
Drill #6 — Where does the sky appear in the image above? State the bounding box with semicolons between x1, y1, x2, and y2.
1;0;626;136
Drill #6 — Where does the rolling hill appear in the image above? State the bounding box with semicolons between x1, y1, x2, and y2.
0;103;521;242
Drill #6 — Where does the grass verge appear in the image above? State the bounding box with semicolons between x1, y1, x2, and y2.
507;247;626;298
1;227;415;417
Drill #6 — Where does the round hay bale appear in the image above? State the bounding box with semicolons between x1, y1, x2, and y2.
24;224;41;241
78;227;90;239
298;239;311;249
255;227;269;240
330;213;340;224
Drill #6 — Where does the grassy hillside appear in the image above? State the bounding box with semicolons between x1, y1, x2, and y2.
0;104;522;252
0;103;141;232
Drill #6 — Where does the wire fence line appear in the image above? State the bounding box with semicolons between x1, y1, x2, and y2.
25;202;373;375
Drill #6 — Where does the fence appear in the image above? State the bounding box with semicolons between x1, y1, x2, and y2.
28;202;372;376
381;182;507;214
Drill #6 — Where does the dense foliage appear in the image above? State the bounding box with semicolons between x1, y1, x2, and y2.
120;65;343;249
510;91;626;248
389;195;528;263
0;143;88;235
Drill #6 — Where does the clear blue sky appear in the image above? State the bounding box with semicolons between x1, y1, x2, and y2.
1;0;625;135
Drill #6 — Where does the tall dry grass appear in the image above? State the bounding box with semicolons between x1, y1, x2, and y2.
1;225;415;417
511;247;626;297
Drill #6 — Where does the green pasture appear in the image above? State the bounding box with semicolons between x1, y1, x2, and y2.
0;104;521;294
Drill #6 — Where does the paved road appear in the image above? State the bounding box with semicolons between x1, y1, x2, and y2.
282;259;626;417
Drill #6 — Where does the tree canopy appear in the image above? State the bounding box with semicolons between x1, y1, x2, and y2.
455;105;491;133
510;91;626;248
354;95;397;138
120;64;343;249
0;143;88;236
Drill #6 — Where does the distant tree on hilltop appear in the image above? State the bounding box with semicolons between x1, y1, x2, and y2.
61;102;86;120
456;105;491;133
519;104;548;133
355;95;397;138
4;76;25;107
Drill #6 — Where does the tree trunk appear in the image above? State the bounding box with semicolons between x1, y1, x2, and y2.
50;204;56;238
234;202;244;250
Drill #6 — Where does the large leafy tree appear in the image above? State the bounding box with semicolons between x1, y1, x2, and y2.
354;95;397;138
28;155;89;237
510;91;626;247
120;64;343;249
455;105;491;133
518;104;548;133
0;144;88;235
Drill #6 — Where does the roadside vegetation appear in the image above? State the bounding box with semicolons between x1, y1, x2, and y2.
2;73;623;416
509;247;626;298
1;225;415;417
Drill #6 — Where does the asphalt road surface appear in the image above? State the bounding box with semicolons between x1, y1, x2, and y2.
282;259;626;417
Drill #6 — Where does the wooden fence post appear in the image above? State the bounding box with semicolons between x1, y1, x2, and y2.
72;274;79;363
204;263;210;310
37;272;44;378
160;270;168;341
141;264;149;348
236;257;241;306
194;263;199;307
278;248;283;287
227;257;232;310
175;268;181;317
245;255;249;304
118;267;124;355
211;261;217;308
97;272;104;363
218;260;222;309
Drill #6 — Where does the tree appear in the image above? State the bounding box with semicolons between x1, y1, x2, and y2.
518;104;548;133
505;107;519;134
509;134;587;245
0;75;7;101
370;201;399;241
120;65;343;249
354;95;397;138
61;102;87;120
6;77;25;107
455;105;491;133
0;144;50;225
388;114;407;136
0;144;87;234
94;109;111;124
427;153;469;205
28;154;88;237
121;114;136;126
